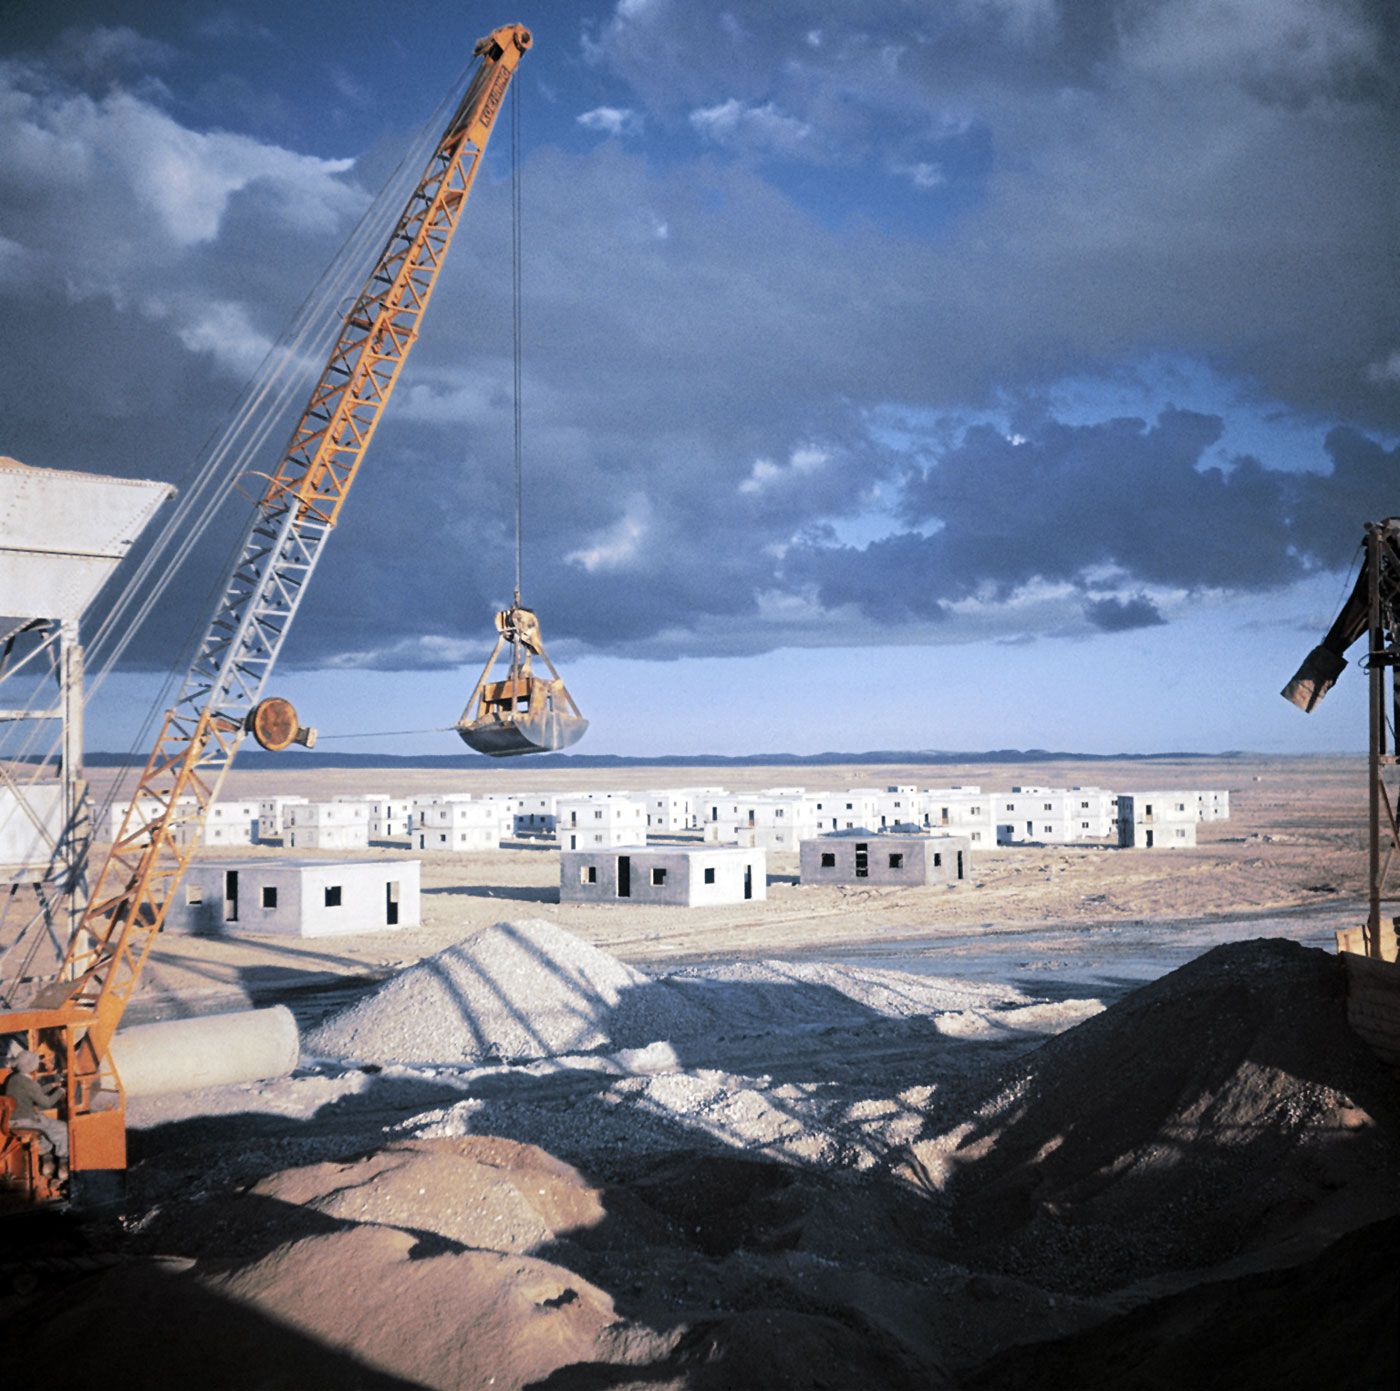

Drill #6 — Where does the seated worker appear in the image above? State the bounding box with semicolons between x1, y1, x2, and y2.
4;1050;67;1164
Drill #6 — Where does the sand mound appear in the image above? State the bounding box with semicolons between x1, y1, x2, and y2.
932;938;1400;1291
305;919;701;1065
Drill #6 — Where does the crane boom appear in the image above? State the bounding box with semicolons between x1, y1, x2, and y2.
4;23;532;1196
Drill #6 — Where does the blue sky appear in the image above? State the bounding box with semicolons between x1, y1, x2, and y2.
2;2;1396;756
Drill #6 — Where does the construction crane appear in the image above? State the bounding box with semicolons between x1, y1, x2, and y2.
0;23;532;1206
1283;517;1400;962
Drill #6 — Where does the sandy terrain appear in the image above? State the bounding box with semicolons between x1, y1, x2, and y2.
90;754;1370;1018
4;755;1394;1388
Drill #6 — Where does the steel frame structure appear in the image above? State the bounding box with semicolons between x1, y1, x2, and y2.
2;24;532;1195
0;618;86;1000
1363;519;1400;960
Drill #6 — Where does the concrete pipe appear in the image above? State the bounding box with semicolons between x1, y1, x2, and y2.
108;1006;300;1098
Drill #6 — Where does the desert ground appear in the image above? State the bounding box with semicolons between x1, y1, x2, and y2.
4;755;1396;1389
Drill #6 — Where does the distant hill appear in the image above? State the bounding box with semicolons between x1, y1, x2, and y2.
85;747;1248;770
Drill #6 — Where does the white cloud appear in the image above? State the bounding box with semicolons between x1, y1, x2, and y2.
740;444;830;493
0;71;360;250
891;159;944;190
577;105;642;137
689;98;811;156
172;299;274;377
1367;351;1400;386
566;497;651;572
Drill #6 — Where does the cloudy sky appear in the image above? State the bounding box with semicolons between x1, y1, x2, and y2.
2;1;1396;756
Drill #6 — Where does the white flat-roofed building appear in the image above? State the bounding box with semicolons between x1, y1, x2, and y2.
1195;790;1231;821
167;858;419;937
706;794;821;852
286;800;370;850
513;792;561;835
645;790;701;833
257;796;308;842
193;799;260;847
1117;793;1198;849
561;844;766;907
872;786;927;829
414;799;502;851
996;787;1081;845
1066;787;1117;839
556;795;648;850
106;795;196;846
808;791;880;832
335;794;411;839
919;788;995;848
799;830;971;887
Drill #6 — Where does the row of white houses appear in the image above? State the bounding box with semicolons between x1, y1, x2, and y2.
102;783;1229;854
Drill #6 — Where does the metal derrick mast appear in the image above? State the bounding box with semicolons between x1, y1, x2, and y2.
3;24;532;1196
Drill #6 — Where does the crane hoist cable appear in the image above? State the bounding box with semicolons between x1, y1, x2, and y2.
456;77;588;758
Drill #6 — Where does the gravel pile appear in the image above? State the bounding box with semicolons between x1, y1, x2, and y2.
932;938;1400;1291
305;919;1071;1068
304;919;697;1065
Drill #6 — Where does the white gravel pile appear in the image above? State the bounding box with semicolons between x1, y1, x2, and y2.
306;919;1079;1068
305;919;713;1065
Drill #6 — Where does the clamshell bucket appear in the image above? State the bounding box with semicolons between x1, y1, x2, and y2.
456;604;588;757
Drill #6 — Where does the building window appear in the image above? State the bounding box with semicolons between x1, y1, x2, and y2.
820;852;836;868
185;884;203;906
932;853;942;867
703;867;716;884
971;832;981;842
261;886;277;909
1043;803;1053;811
1005;803;1014;811
594;809;604;820
581;866;597;884
324;886;342;908
888;853;904;869
1082;822;1090;830
1176;828;1187;839
651;867;667;886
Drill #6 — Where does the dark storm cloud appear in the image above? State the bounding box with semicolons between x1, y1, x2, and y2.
1;5;1396;673
1084;594;1166;632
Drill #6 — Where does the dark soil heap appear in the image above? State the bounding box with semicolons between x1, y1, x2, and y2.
938;938;1400;1293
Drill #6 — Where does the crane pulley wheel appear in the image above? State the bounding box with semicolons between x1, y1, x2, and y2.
246;696;317;752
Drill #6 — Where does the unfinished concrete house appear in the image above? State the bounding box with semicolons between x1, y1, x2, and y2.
556;795;648;851
920;787;995;847
799;830;971;887
1117;793;1198;848
414;799;502;851
706;795;821;851
257;795;308;842
286;800;370;850
168;859;420;937
560;844;766;906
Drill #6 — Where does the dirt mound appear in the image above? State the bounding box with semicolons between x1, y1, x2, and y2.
929;938;1400;1291
964;1214;1400;1391
305;919;700;1065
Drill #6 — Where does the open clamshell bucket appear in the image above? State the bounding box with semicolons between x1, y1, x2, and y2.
456;604;588;756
